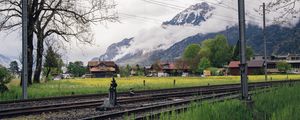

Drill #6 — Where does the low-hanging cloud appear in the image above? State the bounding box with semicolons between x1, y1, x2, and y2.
1;0;299;65
110;0;300;62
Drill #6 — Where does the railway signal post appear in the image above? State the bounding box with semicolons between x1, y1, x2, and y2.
238;0;249;100
22;0;28;100
96;77;118;111
109;77;118;106
263;3;268;82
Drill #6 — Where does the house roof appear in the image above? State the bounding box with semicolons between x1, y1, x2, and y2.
228;61;240;68
90;67;116;72
88;60;118;72
228;61;264;68
88;61;116;67
88;61;99;67
161;62;189;70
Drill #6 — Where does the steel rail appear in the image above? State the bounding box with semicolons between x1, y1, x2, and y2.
0;86;247;118
0;80;297;118
1;79;297;105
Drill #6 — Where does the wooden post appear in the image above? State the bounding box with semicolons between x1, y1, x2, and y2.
173;79;176;87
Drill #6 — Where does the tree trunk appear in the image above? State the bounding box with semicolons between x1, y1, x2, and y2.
33;35;44;83
27;31;34;85
20;0;40;86
20;20;34;86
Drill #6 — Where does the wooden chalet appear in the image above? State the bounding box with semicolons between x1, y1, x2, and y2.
228;61;264;75
251;54;300;74
144;65;157;77
144;61;190;77
88;61;119;78
160;62;190;76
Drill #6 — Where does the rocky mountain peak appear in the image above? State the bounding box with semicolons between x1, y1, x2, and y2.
163;2;215;26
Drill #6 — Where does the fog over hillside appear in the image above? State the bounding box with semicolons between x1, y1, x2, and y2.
98;1;300;66
0;0;299;65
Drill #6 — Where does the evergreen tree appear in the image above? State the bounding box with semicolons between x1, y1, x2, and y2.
9;61;19;75
44;47;63;80
67;61;87;77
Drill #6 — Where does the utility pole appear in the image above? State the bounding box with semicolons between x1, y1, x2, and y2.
22;0;28;99
263;3;268;82
238;0;248;100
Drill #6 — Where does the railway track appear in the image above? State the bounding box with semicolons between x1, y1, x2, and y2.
82;92;241;120
0;86;248;118
82;88;275;120
133;88;273;120
0;79;296;105
0;80;297;119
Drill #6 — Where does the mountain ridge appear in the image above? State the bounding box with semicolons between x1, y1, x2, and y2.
97;2;300;66
0;54;14;67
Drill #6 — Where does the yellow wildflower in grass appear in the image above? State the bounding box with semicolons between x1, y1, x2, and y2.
1;75;300;101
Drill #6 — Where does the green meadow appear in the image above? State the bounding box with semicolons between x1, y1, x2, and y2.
159;84;300;120
1;75;299;101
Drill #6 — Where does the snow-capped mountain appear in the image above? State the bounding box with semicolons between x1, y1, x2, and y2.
99;38;133;61
97;1;300;66
98;2;218;65
163;2;214;26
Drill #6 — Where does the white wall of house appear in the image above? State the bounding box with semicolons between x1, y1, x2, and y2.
158;72;169;77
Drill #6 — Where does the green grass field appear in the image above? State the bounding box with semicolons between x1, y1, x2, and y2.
1;74;299;101
159;83;300;120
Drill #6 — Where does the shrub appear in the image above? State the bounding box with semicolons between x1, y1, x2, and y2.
0;66;13;93
208;67;219;76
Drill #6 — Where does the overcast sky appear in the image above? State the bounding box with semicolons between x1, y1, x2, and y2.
0;0;298;64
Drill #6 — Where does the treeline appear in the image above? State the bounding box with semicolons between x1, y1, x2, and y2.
0;1;117;86
7;46;89;82
119;64;145;77
182;34;254;74
39;46;88;81
43;47;88;80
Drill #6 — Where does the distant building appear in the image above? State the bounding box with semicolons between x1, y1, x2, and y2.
251;55;270;61
87;61;119;78
160;62;190;76
129;65;144;76
270;54;300;61
145;61;190;77
228;61;264;75
251;54;300;74
144;65;157;77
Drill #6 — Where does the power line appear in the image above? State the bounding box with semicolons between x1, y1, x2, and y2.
122;0;266;29
119;14;162;25
145;0;186;9
119;12;163;22
142;0;268;23
119;12;238;25
140;0;239;23
198;0;238;11
211;0;271;22
118;12;239;32
141;0;184;10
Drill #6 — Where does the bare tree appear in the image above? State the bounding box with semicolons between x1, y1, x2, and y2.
264;0;299;24
0;0;36;85
0;0;118;83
